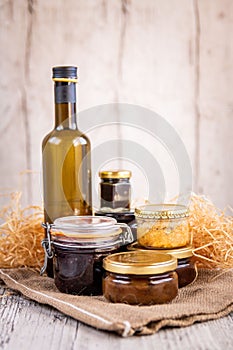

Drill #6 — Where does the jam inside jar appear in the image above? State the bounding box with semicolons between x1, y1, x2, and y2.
42;216;133;296
53;240;120;295
104;271;178;305
127;243;197;288
135;204;190;249
99;170;131;211
103;251;178;305
95;210;136;242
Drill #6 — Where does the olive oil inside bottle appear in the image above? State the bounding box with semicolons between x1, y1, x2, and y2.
42;66;92;276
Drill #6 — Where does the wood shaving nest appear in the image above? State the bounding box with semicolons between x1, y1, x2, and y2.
0;192;232;270
0;192;44;269
190;193;233;269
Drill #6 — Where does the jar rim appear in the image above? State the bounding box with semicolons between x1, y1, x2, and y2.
52;216;122;240
135;204;189;219
103;251;177;275
128;242;193;258
54;215;117;229
52;238;121;250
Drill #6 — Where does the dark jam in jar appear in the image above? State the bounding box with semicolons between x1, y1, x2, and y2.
103;251;178;305
95;210;136;242
175;256;197;288
42;216;134;296
99;170;131;210
53;240;120;295
127;243;197;288
103;271;178;305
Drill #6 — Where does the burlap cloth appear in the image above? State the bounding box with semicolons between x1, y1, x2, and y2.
0;268;232;337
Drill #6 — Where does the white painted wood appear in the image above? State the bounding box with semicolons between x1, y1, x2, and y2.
197;0;233;208
0;1;29;204
0;0;232;208
114;0;196;203
0;282;233;350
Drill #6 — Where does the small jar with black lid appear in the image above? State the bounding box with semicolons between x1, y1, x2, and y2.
99;170;131;211
127;242;197;288
41;216;133;296
103;251;178;305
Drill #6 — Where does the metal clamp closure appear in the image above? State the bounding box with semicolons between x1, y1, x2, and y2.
40;223;54;276
116;223;133;245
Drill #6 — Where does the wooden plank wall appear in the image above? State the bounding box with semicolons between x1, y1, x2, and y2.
0;0;232;209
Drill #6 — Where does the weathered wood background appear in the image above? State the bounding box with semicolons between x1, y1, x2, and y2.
0;0;233;209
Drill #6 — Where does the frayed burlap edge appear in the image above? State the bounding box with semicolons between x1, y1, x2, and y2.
0;268;232;337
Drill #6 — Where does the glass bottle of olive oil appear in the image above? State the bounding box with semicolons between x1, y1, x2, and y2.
42;66;92;275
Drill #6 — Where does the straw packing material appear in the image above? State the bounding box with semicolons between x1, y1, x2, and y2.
0;192;44;269
189;194;233;269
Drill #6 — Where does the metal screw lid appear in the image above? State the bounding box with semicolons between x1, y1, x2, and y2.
103;250;177;275
135;204;189;219
99;170;132;179
52;66;77;79
127;242;193;259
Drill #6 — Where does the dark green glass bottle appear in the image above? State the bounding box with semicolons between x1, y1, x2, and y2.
42;66;92;276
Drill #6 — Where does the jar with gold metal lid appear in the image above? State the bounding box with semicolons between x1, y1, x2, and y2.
135;204;190;249
99;170;132;211
127;242;197;288
103;250;178;305
41;216;133;295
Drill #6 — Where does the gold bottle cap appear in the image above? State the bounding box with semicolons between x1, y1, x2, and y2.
135;204;189;219
99;170;132;179
103;251;177;275
128;242;193;259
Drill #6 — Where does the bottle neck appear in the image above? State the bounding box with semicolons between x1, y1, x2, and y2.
54;81;78;129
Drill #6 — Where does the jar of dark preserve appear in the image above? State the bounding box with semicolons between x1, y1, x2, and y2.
103;251;178;305
99;170;131;211
41;216;133;296
157;246;197;288
95;210;136;242
127;242;197;288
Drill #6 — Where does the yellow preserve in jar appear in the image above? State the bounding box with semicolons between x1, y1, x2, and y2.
135;204;190;249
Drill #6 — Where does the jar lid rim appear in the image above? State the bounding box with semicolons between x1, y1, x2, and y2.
51;227;122;240
54;215;117;229
52;216;122;239
103;251;177;275
135;204;189;219
128;243;193;258
52;239;121;249
99;170;132;179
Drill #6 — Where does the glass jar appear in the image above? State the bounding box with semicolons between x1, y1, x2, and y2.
103;251;178;305
99;170;131;211
127;242;197;288
41;216;133;296
95;210;136;241
135;204;190;249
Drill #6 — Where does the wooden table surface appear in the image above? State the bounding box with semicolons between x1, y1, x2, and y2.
0;281;232;350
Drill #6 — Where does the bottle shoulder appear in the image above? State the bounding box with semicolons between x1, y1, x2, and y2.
42;129;90;148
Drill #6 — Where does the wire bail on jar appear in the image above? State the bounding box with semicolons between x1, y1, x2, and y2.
40;217;134;276
40;222;54;275
115;222;133;245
